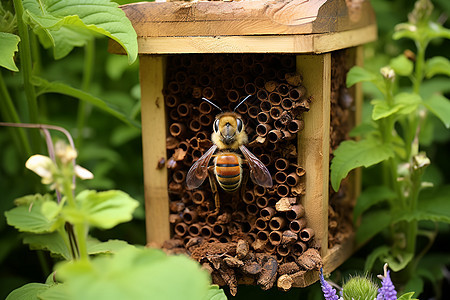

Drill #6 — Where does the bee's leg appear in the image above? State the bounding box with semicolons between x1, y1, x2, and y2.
207;166;220;215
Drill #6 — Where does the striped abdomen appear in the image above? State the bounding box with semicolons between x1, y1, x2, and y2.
215;153;242;192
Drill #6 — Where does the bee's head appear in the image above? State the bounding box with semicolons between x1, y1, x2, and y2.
213;112;244;145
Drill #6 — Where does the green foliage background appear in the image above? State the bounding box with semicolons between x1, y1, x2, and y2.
0;0;449;299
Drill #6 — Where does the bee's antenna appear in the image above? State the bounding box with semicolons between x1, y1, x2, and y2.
234;95;252;112
201;97;223;112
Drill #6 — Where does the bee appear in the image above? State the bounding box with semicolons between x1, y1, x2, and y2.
186;95;273;212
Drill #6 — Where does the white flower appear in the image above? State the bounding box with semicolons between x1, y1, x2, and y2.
380;66;395;81
25;155;55;184
74;165;94;180
55;141;78;164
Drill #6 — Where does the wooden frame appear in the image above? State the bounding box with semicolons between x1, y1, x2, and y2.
111;0;376;288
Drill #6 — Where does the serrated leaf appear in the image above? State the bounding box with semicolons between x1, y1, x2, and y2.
87;239;134;255
22;0;137;63
422;94;450;128
55;247;211;300
397;292;418;300
33;76;137;127
356;209;391;245
353;186;397;224
37;283;69;300
5;201;60;233
5;282;50;300
385;252;414;271
346;66;381;88
390;54;414;76
0;32;20;71
364;245;390;271
425;56;450;78
23;232;71;259
371;93;422;120
330;137;395;191
204;285;227;300
64;190;139;229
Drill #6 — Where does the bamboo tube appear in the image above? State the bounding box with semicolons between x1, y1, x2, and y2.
172;170;186;184
286;172;300;187
189;137;200;150
169;123;186;138
264;81;277;93
257;111;271;124
232;61;244;74
257;230;270;242
199;114;213;127
188;224;201;236
181;190;192;204
191;149;203;161
281;230;298;245
275;158;289;172
266;142;278;152
277;83;290;96
168;81;181;94
168;182;183;194
247;233;257;244
260;207;276;221
195;131;208;141
268;92;282;105
287;119;304;134
293;98;310;111
292;241;307;256
274;171;287;184
274;119;284;130
192;190;206;205
198;74;211;87
260;100;271;112
259;153;272;166
281;130;295;141
252;146;264;157
181;56;193;67
245;82;257;95
166;137;179;150
222;79;233;91
248;105;260;118
254;185;266;197
236;102;248;115
277;244;291;257
269;106;283;120
281;98;293;110
254;76;265;89
243;190;255;204
231;211;246;222
169;109;179;121
233;75;247;89
187;74;198;86
289;218;307;233
246;203;259;216
206;214;217;226
269;230;283;245
268;129;283;143
227;89;240;102
169;214;182;224
286;204;305;221
202;87;215;99
165;95;179;108
200;225;213;238
269;217;287;231
175;71;187;84
182;210;198;224
189;119;202;132
256;123;271;137
212;224;226;236
299;228;315;242
276;184;290;197
192;87;203;99
255;218;268;231
265;243;277;254
177;141;190;152
256;196;269;209
267;197;278;207
257;89;268;101
174;222;188;236
219;236;231;243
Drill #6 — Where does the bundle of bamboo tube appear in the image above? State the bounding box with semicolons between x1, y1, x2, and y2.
163;54;321;294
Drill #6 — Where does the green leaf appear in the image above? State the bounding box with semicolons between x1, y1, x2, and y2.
397;292;418;300
37;283;69;300
204;285;227;300
33;76;137;127
385;252;414;271
346;66;382;88
348;122;377;138
356;209;391;245
22;0;137;63
63;190;139;229
5;282;50;300
364;245;390;271
390;54;414;76
5;200;60;233
0;32;20;72
330;137;395;191
422;94;450;128
23;232;71;259
55;247;211;300
425;56;450;78
371;93;422;120
87;239;134;255
353;186;397;224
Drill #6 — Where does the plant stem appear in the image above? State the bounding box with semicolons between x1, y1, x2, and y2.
0;71;32;155
76;39;95;149
12;0;41;151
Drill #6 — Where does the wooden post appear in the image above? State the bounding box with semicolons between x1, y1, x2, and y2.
139;55;170;245
296;54;331;257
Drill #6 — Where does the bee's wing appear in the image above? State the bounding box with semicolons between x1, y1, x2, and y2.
239;145;273;187
186;144;217;189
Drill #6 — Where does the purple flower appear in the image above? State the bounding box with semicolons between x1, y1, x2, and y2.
320;268;340;300
377;264;397;300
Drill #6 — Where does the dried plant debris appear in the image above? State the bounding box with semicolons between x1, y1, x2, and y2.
162;54;323;294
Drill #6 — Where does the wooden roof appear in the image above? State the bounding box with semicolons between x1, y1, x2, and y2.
110;0;377;54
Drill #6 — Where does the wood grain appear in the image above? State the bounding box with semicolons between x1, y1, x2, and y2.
140;55;170;245
296;53;331;258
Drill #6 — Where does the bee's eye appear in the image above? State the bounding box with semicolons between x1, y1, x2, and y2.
236;118;243;132
213;119;220;133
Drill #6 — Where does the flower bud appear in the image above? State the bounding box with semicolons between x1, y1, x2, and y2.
380;67;395;81
55;141;77;164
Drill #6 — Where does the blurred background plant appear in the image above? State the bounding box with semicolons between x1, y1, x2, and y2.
0;0;449;299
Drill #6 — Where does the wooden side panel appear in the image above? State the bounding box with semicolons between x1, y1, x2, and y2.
296;54;331;257
139;55;170;245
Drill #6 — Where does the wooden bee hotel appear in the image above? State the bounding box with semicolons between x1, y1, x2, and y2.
110;0;377;294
